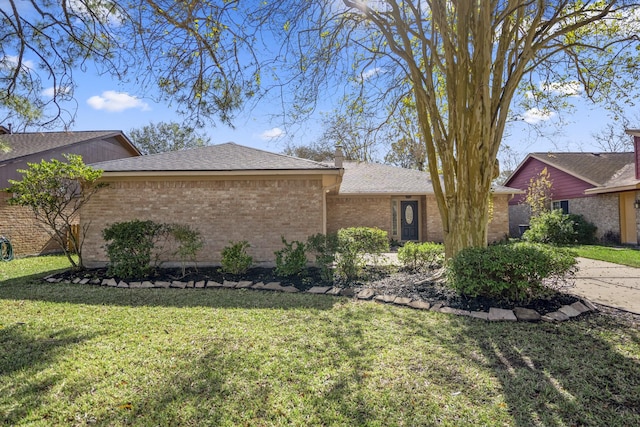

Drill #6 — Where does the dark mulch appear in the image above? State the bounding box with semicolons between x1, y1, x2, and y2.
56;265;582;315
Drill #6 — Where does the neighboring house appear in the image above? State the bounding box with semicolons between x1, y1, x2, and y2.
0;129;141;255
80;143;518;267
504;144;640;244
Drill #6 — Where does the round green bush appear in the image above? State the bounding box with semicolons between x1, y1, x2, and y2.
447;242;577;303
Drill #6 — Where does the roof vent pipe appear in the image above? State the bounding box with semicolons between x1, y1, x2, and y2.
335;144;344;168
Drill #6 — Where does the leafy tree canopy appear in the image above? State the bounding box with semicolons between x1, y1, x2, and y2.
256;0;640;257
4;0;640;257
1;0;263;129
129;121;211;155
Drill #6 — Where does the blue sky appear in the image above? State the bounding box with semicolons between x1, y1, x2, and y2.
62;67;633;161
4;0;637;162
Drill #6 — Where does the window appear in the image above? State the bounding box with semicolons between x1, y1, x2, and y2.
391;201;398;236
552;200;569;214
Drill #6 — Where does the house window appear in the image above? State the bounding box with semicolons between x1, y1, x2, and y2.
552;200;569;214
391;201;398;236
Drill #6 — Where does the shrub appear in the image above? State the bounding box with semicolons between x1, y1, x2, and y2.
307;233;339;282
335;227;389;282
220;241;253;275
397;241;444;271
602;230;621;246
337;227;390;254
523;209;575;244
523;210;597;245
103;220;170;279
568;214;597;244
447;242;577;303
169;224;204;276
274;237;307;277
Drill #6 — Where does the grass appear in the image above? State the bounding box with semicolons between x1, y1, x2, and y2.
572;244;640;268
1;256;640;426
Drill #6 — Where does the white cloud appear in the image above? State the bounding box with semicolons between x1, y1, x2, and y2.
522;108;556;124
1;55;34;71
259;127;285;140
358;67;384;82
42;86;71;98
541;81;583;97
68;0;123;26
87;90;149;112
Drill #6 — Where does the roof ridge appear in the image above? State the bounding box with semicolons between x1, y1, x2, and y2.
229;142;334;168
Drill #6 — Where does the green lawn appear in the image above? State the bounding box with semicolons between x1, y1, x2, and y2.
572;245;640;268
1;256;639;426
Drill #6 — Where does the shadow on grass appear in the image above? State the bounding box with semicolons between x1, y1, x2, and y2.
0;325;98;424
78;305;446;425
450;315;640;426
0;280;340;311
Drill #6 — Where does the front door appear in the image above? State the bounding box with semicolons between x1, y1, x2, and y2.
401;200;419;241
620;192;638;245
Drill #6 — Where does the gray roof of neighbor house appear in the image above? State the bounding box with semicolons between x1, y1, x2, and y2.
91;142;338;172
524;152;634;186
338;161;520;195
0;130;139;162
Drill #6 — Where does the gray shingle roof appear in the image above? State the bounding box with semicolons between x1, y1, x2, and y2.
0;130;126;161
337;161;520;195
338;162;433;194
528;152;634;186
91;142;337;172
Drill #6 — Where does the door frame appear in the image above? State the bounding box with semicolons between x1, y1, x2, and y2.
391;197;422;242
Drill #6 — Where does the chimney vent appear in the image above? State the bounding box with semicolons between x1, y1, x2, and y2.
334;144;344;168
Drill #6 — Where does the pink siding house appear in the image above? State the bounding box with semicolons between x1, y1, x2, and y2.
504;145;640;244
0;128;141;255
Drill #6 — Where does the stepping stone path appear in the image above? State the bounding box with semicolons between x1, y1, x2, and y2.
44;274;599;323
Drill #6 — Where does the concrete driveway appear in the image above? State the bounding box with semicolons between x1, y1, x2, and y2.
571;258;640;315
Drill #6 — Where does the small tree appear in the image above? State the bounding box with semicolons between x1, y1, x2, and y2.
6;154;105;269
169;223;204;277
524;167;553;218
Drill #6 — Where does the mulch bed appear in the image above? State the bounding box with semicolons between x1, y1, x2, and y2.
54;265;590;317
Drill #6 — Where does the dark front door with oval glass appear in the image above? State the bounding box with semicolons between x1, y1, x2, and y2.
400;200;419;241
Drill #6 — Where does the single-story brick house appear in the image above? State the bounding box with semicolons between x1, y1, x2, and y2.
81;143;519;266
504;135;640;244
0;128;140;255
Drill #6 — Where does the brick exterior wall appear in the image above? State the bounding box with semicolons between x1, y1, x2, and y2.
426;194;509;243
569;194;620;241
490;194;510;242
326;195;392;236
327;193;509;244
0;192;68;256
425;195;443;242
80;176;326;267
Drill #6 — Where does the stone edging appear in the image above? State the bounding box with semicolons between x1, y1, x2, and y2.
43;275;597;322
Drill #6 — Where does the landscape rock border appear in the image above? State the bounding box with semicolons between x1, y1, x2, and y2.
43;274;598;323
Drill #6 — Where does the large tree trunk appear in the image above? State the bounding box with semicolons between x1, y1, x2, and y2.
441;190;491;260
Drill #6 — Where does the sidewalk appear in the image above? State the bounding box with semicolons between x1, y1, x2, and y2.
571;258;640;315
